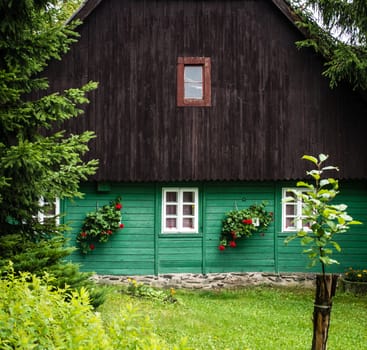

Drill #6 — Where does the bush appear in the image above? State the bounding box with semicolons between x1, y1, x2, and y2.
0;234;108;308
0;267;189;349
343;267;367;282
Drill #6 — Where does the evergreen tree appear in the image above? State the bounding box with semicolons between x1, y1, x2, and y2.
291;0;367;90
0;0;104;306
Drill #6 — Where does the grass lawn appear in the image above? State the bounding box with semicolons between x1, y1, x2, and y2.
98;285;367;350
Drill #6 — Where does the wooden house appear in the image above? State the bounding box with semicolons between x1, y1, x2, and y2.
46;0;367;275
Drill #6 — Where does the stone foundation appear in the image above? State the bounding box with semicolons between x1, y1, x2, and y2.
91;272;319;289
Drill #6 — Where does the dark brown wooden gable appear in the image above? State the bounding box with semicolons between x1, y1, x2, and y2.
45;0;367;182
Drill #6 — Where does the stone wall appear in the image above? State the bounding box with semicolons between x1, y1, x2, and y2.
92;272;320;289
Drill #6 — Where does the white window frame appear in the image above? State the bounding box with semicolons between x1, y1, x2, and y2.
282;188;310;232
38;197;60;225
162;188;199;233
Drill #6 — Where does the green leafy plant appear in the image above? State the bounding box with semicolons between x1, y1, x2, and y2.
0;264;110;349
219;202;273;250
284;154;361;271
77;198;124;254
126;278;179;303
284;154;362;350
343;267;367;283
1;264;185;349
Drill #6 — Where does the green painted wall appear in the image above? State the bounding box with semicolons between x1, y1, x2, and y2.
64;181;367;275
203;182;276;273
275;181;367;274
65;183;156;275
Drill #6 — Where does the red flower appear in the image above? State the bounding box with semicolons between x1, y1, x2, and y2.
242;219;253;225
218;245;226;251
115;203;122;210
119;223;124;229
107;230;112;235
229;241;237;248
80;232;87;238
89;243;95;250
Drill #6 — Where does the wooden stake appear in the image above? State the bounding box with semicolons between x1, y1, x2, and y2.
311;274;338;350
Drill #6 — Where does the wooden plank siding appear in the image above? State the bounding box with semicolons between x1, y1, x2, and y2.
275;181;367;273
45;0;367;183
65;183;157;275
64;181;367;275
203;183;276;273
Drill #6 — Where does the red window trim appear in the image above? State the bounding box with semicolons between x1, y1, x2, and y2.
177;57;211;107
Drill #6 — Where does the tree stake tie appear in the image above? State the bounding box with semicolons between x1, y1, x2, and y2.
313;304;331;309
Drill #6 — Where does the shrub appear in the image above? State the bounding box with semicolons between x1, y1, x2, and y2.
0;266;188;349
126;278;179;303
0;234;108;308
343;267;367;282
0;266;110;349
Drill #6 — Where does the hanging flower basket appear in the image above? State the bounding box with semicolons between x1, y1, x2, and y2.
218;202;273;251
77;198;124;254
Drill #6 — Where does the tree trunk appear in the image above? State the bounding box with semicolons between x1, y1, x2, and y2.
311;274;338;350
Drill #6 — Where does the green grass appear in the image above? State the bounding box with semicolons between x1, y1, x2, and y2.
98;285;367;350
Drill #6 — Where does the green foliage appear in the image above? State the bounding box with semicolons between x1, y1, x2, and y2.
0;267;180;350
125;278;179;304
0;0;98;230
343;267;367;282
0;234;107;307
52;0;84;23
219;202;273;250
77;199;124;254
284;154;361;273
291;0;367;90
0;0;102;308
0;267;109;349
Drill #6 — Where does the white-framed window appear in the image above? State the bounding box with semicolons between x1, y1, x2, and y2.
162;188;199;233
38;197;60;225
282;188;311;232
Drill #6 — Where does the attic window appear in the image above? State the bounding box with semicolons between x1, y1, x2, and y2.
177;57;211;107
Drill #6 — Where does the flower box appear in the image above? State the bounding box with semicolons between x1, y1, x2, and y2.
340;278;367;295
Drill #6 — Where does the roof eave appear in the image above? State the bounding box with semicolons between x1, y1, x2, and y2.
66;0;103;24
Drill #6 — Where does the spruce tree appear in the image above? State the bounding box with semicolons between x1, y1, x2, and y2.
291;0;367;90
0;0;104;306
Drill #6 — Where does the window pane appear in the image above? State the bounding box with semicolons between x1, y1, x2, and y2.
184;83;203;99
183;191;194;202
166;205;177;215
43;202;56;216
183;205;193;215
166;192;177;202
184;66;203;99
286;205;296;215
182;218;194;228
166;218;177;229
286;217;295;228
184;66;202;83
